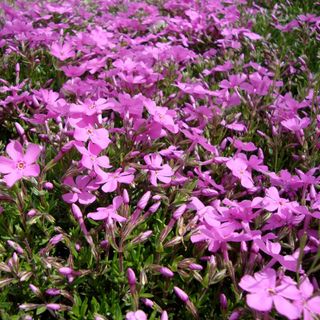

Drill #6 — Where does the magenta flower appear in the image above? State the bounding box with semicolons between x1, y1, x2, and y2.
294;277;320;320
263;187;297;213
144;153;174;186
50;42;75;61
100;168;135;193
226;158;254;189
0;141;41;187
74;125;111;149
125;310;147;320
144;99;178;134
239;268;300;319
87;196;126;225
70;98;109;117
62;175;98;205
75;142;111;177
281;117;311;133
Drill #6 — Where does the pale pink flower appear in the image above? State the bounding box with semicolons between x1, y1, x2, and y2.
62;175;98;205
226;158;254;189
74;125;111;149
100;168;135;193
87;196;126;225
50;42;75;61
0;141;41;187
144;153;174;186
239;268;300;319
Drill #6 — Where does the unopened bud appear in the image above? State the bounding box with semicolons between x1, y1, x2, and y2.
127;268;136;286
220;293;227;310
173;286;189;303
15;122;25;136
132;231;152;245
43;182;54;190
29;284;41;296
161;311;168;320
173;204;187;220
7;240;24;254
72;204;82;220
49;234;63;245
142;298;153;308
189;263;203;271
123;189;130;204
46;303;61;311
159;267;174;278
137;191;151;210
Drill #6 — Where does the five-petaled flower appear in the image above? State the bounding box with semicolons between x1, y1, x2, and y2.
0;140;41;187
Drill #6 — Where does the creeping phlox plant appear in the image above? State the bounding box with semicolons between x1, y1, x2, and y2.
0;0;320;319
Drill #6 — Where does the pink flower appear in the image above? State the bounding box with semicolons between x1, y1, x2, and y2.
74;125;111;149
75;142;111;177
100;168;135;193
0;141;41;187
125;310;147;320
144;153;174;186
239;268;300;319
50;42;75;61
281;117;311;133
62;175;98;205
144;99;178;134
70;98;109;117
263;187;292;213
87;196;126;225
226;158;254;189
294;277;320;320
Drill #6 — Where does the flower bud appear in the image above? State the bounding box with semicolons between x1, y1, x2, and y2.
159;267;174;278
123;189;130;204
173;286;189;303
46;288;60;296
59;267;73;275
49;234;63;246
137;191;151;210
44;182;54;190
7;240;24;254
161;311;168;320
229;310;240;320
125;310;147;320
29;284;41;296
27;209;37;217
189;263;203;271
149;201;161;214
46;303;61;311
127;268;136;286
142;298;153;308
15;122;25;136
72;204;82;220
173;204;187;220
132;231;152;245
220;293;227;310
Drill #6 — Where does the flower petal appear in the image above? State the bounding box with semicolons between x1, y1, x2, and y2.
0;157;15;173
246;292;273;312
3;171;23;187
24;144;41;164
6;140;23;161
273;295;300;320
23;164;40;177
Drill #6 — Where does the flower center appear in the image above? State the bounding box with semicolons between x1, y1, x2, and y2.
17;161;25;170
87;128;93;135
267;288;276;295
88;104;95;110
